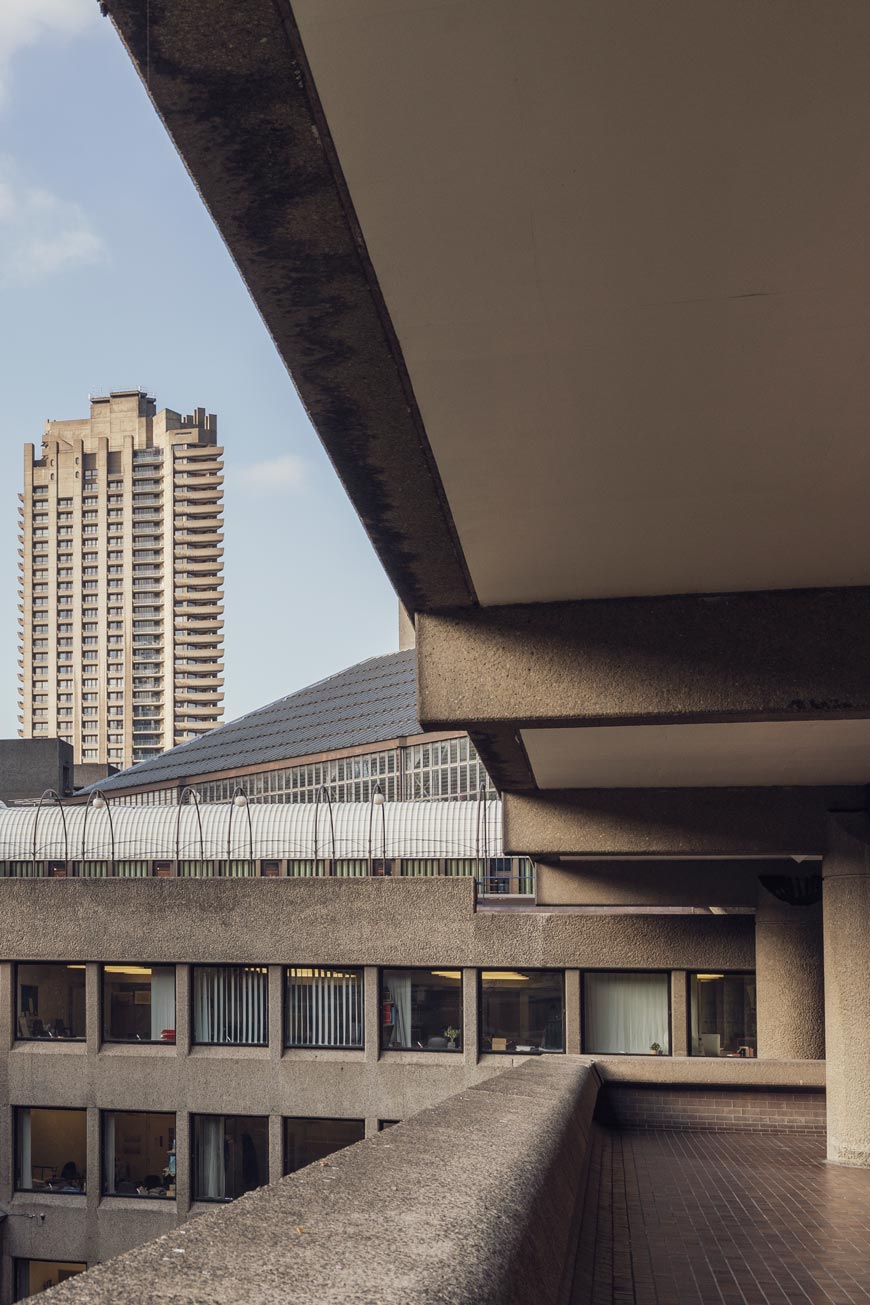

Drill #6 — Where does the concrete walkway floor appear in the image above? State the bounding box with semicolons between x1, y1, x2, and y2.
573;1127;870;1305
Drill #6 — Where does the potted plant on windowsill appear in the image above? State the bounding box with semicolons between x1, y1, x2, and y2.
650;1042;663;1056
444;1026;460;1051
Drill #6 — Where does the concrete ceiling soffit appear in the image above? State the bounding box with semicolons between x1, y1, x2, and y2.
106;0;474;613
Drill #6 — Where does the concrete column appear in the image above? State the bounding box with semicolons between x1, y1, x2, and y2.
268;966;284;1064
363;968;380;1064
824;814;870;1165
268;1114;283;1184
175;964;191;1054
670;971;689;1057
755;884;824;1060
85;963;101;1054
175;1110;191;1216
565;970;581;1055
0;963;14;1052
462;968;478;1065
86;1105;100;1215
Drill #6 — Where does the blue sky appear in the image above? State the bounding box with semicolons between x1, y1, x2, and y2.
0;1;398;738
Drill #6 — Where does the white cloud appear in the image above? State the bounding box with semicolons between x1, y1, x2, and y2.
237;453;309;493
0;0;93;105
0;159;106;286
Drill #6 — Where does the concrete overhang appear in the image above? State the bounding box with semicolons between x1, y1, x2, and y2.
107;0;870;611
107;2;870;820
504;787;862;859
418;592;870;790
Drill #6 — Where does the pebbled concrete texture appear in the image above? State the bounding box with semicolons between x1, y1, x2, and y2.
30;1058;600;1305
416;592;870;726
823;813;870;1165
503;787;858;858
0;878;754;970
755;887;824;1060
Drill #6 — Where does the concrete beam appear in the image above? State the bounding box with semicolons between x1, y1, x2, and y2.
0;879;754;972
536;858;790;908
504;787;863;858
106;0;474;613
419;591;870;728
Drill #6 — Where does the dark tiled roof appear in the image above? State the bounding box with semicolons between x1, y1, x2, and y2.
94;649;419;793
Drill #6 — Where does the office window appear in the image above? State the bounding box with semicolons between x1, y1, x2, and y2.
284;1118;364;1175
103;1112;176;1198
192;1115;268;1202
480;970;565;1053
193;966;267;1045
285;967;363;1049
689;972;757;1057
15;1260;86;1298
16;964;85;1041
15;1108;86;1193
102;965;175;1043
583;972;670;1055
381;968;462;1051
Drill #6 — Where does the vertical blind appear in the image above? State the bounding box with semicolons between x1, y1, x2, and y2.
285;967;363;1048
193;967;268;1045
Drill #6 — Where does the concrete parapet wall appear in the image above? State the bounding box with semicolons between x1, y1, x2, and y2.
33;1058;602;1305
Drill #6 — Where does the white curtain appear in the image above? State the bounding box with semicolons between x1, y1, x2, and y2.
584;972;670;1053
286;969;362;1047
196;1117;225;1201
387;974;413;1048
104;1114;116;1192
17;1110;31;1188
194;968;267;1044
150;967;176;1041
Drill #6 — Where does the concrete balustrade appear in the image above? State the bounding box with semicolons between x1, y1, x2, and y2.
34;1058;601;1305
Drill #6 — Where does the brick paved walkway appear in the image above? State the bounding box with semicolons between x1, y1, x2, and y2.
572;1126;870;1305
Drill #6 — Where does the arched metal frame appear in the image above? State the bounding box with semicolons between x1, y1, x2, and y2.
32;789;68;872
226;786;254;872
313;785;336;876
176;786;205;864
80;790;116;876
475;781;490;897
367;781;387;876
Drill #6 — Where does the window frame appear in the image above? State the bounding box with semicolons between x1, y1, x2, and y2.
190;963;269;1048
282;1116;365;1176
101;964;177;1046
686;969;756;1059
15;962;86;1043
283;965;365;1051
14;1105;88;1195
478;967;567;1056
580;968;674;1057
190;1113;270;1204
101;1109;177;1200
379;966;464;1054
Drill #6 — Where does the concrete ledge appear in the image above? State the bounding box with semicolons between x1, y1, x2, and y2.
33;1059;600;1305
592;1055;825;1089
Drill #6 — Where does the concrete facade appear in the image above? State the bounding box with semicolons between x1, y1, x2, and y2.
0;879;764;1295
18;391;224;770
